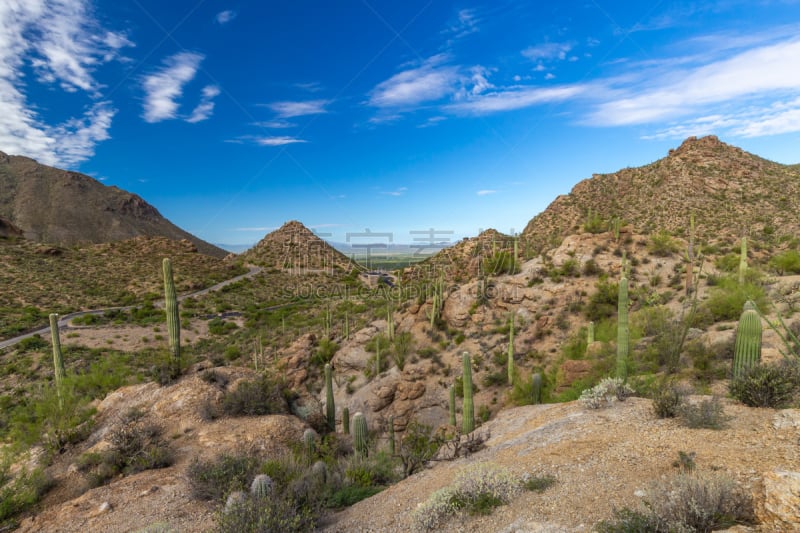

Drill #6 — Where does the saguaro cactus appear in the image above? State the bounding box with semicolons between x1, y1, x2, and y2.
531;372;543;405
353;412;368;457
462;352;474;434
733;300;762;378
50;313;66;402
250;474;274;498
616;271;629;382
587;321;595;345
448;384;456;426
342;407;350;434
324;363;335;431
739;236;748;285
162;258;180;372
303;428;317;462
507;313;515;385
686;213;696;295
387;415;395;455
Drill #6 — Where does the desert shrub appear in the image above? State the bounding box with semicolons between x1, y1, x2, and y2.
678;396;729;429
397;420;440;477
326;485;383;508
651;381;690;418
0;450;49;528
729;361;800;408
715;253;740;273
343;450;399;487
220;374;290;416
511;371;548;406
412;463;521;530
769;249;800;275
703;277;766;322
392;331;414;370
16;334;48;352
582;258;602;276
585;279;619;322
522;473;556;492
481;370;506;387
208;318;238;335
597;472;754;532
579;377;634;409
214;492;317;533
311;338;339;366
483;251;517;275
648;231;679;257
80;413;173;487
187;453;262;501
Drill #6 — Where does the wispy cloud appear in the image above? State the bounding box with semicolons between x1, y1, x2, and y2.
266;99;330;118
522;42;574;62
587;37;800;137
0;0;130;166
255;136;308;146
253;120;297;129
381;187;408;196
446;85;586;115
443;8;479;40
216;10;237;24
369;55;460;108
186;85;221;123
142;52;204;123
476;189;496;196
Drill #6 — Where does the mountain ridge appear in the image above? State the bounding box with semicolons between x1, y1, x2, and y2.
0;151;227;258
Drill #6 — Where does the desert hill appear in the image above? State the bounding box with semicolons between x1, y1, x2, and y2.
521;135;800;253
241;220;352;273
0;151;226;258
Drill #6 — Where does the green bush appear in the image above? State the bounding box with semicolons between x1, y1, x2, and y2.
397;420;439;477
729;361;799;408
220;375;290;416
187;453;262;501
651;381;689;418
483;251;517;275
648;231;679;257
326;485;383;508
703;277;766;322
585;279;619;322
597;472;753;532
523;474;556;492
214;492;317;533
0;450;49;528
678;396;729;429
769;249;800;275
17;334;48;352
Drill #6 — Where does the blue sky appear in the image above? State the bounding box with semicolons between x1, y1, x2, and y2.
2;1;800;249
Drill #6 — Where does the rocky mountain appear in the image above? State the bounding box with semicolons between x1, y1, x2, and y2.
241;220;352;272
522;135;800;253
0;151;226;258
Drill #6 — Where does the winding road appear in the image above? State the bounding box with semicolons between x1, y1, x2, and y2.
0;266;263;351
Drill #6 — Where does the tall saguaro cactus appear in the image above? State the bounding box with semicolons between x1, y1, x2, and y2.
738;236;748;285
162;258;181;372
616;270;629;382
324;363;335;431
733;300;762;378
686;213;696;295
507;313;515;385
387;415;395;455
587;321;595;345
448;384;456;426
531;372;543;404
50;313;66;403
342;407;350;435
462;352;474;434
353;412;368;458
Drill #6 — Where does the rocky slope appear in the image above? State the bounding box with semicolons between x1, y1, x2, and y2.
241;220;352;272
522;136;800;253
0;151;226;258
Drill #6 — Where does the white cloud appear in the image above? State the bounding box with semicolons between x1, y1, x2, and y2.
588;37;800;130
0;0;129;166
255;136;308;146
443;8;479;40
476;189;496;196
522;42;573;62
445;85;586;115
266;99;330;118
253;120;297;129
142;52;205;123
381;187;408;196
186;85;220;123
369;55;459;108
216;10;237;24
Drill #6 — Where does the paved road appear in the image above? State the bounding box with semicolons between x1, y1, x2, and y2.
0;266;262;351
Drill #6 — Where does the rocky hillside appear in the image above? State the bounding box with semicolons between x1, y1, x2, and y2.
522;136;800;253
0;151;226;258
241;220;352;272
